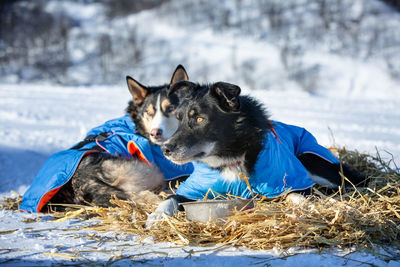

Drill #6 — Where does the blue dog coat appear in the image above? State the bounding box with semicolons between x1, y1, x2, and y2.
176;121;339;200
20;115;193;213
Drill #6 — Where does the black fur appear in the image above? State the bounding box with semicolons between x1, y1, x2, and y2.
297;153;367;187
164;81;271;173
161;81;273;208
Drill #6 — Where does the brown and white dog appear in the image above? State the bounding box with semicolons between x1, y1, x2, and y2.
48;65;189;208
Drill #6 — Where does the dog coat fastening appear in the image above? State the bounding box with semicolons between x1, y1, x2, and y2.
20;115;193;213
176;121;339;199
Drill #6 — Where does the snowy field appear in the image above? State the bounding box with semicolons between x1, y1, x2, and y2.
0;83;399;266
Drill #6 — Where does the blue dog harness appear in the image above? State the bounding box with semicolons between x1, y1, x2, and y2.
20;115;193;213
176;121;339;200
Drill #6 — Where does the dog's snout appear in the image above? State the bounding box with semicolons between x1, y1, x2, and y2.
150;128;163;139
161;143;176;157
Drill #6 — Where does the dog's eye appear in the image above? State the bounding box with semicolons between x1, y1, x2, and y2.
145;110;153;116
165;105;175;113
196;117;204;124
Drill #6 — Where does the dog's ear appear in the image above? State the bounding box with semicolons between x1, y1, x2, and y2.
126;76;148;105
210;82;241;112
170;65;189;86
168;80;196;98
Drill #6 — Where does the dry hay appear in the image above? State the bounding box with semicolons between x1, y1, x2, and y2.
2;147;400;251
0;190;21;211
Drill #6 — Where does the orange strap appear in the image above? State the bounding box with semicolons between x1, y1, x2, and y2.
127;140;151;166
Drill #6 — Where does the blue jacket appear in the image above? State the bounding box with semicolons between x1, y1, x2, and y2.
176;121;339;199
20;115;193;212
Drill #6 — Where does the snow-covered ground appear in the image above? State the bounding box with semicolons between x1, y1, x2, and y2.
0;83;399;266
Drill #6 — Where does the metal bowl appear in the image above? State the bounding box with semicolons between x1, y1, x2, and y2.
181;199;254;223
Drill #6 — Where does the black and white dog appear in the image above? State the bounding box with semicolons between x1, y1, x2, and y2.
146;81;367;224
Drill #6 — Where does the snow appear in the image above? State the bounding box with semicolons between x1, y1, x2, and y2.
0;208;398;266
45;1;105;22
1;0;400;264
0;83;399;266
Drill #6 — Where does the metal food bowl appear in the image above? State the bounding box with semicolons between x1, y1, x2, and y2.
181;199;254;223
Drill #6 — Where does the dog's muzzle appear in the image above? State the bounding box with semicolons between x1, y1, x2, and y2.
162;141;216;165
161;143;176;157
161;143;190;164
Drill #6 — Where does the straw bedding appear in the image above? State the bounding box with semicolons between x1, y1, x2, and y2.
2;147;400;251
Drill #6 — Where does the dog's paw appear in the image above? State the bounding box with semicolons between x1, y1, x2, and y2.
145;212;165;229
285;193;306;205
145;198;179;229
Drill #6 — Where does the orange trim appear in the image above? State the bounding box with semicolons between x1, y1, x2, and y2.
36;151;99;213
95;138;109;153
127;140;151;166
37;187;62;213
84;151;99;156
269;121;282;144
271;127;282;144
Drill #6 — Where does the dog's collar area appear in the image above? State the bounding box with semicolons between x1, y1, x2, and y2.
221;153;246;170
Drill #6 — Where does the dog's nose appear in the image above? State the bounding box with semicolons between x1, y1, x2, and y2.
150;128;163;139
161;143;176;157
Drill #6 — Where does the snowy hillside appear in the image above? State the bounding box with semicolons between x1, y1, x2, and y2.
1;0;400;98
